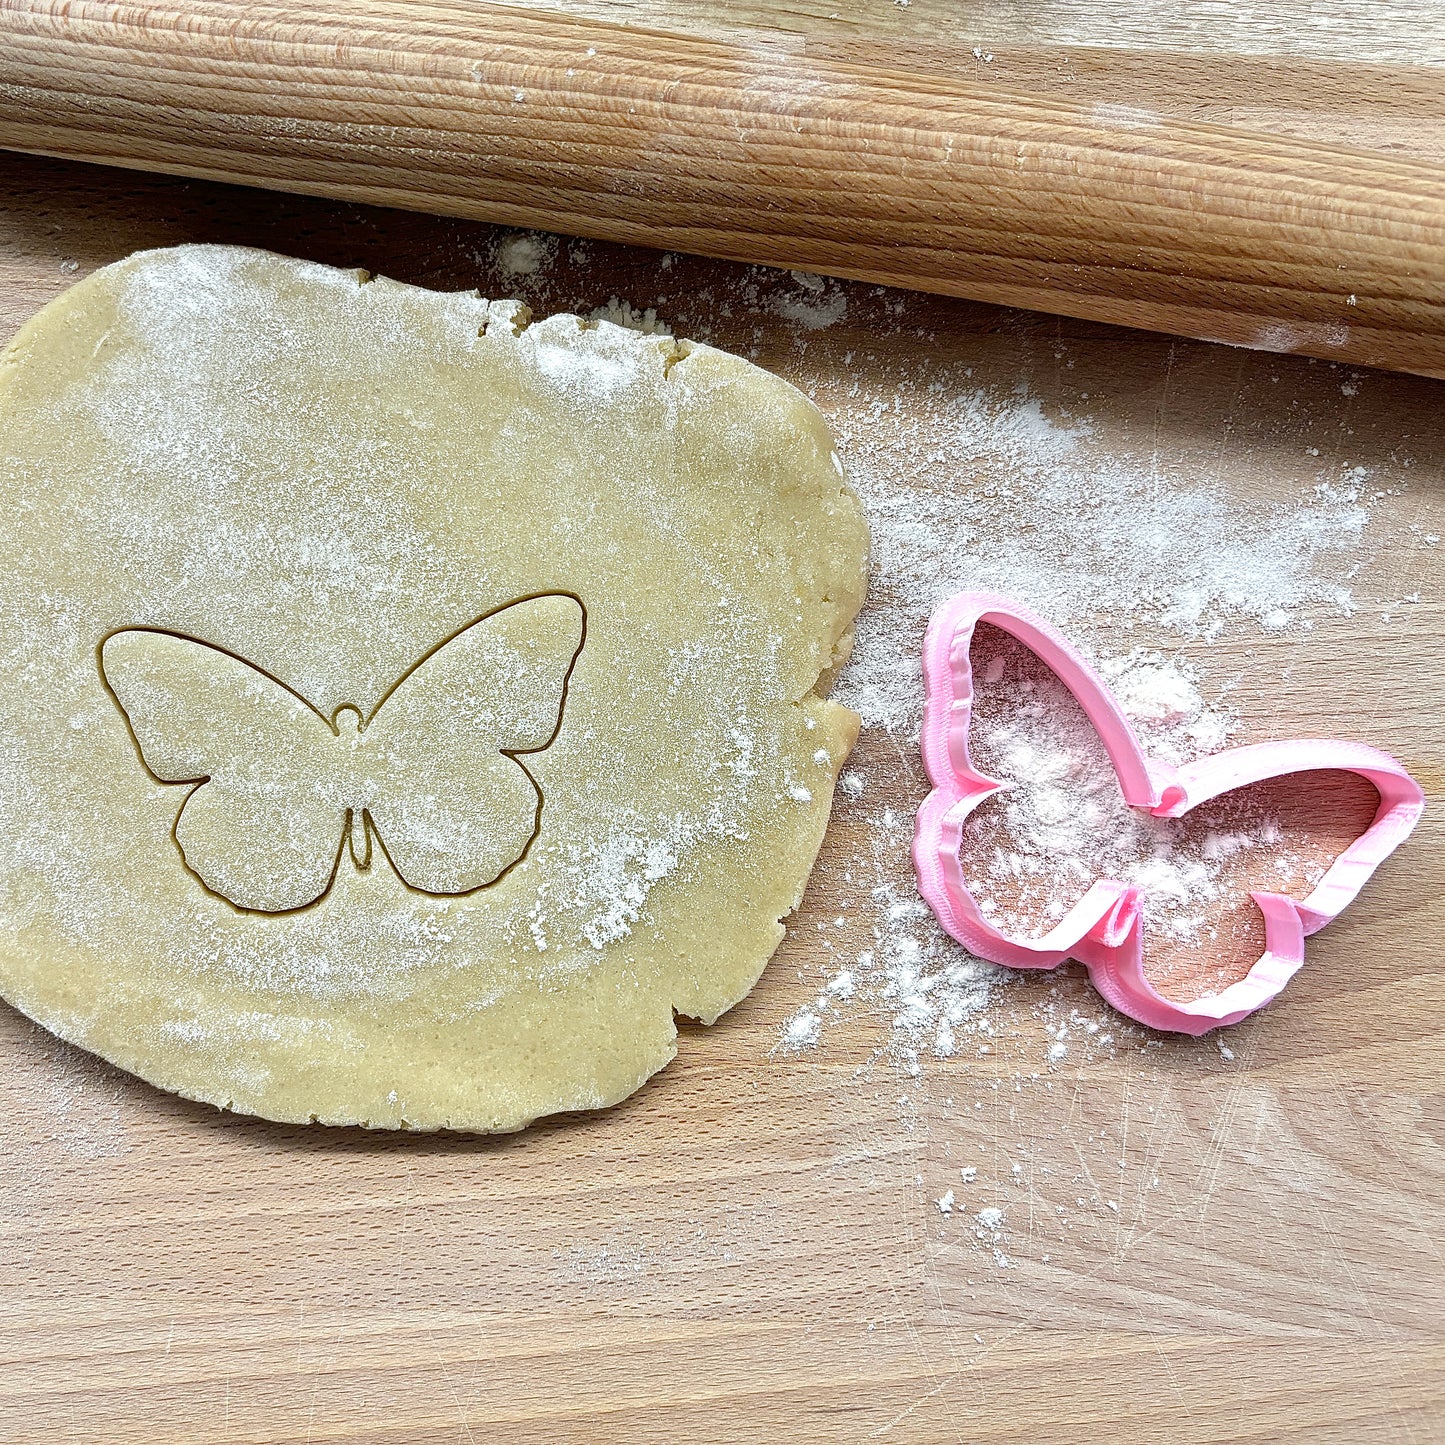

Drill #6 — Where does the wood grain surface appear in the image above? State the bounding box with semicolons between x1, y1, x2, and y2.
518;0;1445;66
1;13;1443;1440
4;0;1445;377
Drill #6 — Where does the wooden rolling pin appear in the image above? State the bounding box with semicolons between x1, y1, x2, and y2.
3;0;1445;377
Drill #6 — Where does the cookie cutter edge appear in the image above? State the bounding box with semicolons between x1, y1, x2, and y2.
912;591;1426;1035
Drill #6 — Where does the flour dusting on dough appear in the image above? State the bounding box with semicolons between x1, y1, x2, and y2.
0;244;867;1129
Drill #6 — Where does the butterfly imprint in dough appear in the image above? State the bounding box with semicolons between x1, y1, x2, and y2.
99;593;586;914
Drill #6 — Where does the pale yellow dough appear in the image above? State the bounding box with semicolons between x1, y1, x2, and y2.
0;245;868;1131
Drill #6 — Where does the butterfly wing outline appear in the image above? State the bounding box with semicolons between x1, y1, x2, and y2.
100;629;348;913
362;594;585;895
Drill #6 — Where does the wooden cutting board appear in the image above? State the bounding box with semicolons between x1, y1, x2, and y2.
0;7;1442;1441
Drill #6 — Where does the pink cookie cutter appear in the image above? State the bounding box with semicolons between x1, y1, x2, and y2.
913;592;1425;1035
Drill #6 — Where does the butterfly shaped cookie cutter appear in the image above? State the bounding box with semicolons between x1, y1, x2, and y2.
913;592;1425;1035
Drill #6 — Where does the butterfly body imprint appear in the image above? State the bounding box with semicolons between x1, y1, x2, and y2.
100;594;586;914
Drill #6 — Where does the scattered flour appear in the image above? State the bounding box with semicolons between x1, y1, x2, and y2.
834;385;1376;738
969;1205;1012;1267
588;297;672;336
961;630;1323;950
769;274;849;331
493;230;559;278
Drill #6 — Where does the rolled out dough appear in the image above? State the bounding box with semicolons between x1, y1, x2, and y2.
0;244;868;1131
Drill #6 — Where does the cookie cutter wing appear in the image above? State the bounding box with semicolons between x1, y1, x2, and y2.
912;592;1425;1035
